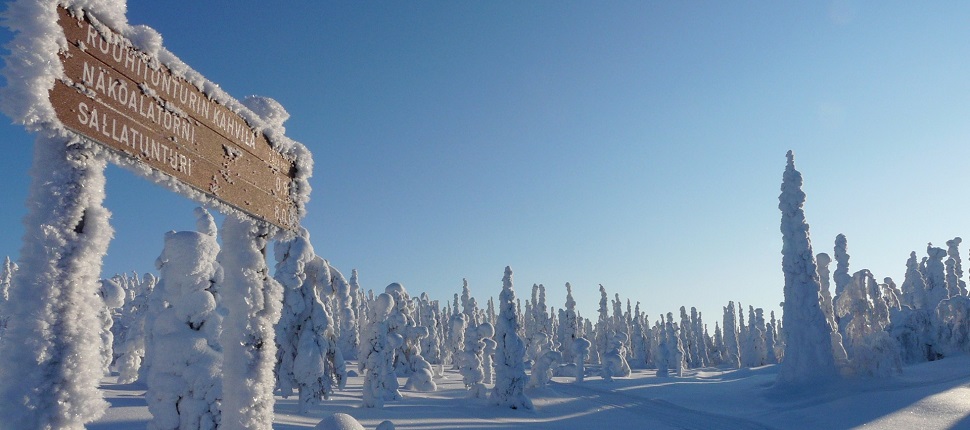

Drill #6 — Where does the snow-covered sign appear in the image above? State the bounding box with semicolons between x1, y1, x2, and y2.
49;6;298;230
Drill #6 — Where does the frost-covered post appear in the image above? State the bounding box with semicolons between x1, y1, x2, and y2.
490;267;533;410
219;215;283;429
0;129;114;428
777;151;840;385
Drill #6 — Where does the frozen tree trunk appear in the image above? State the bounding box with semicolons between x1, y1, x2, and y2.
0;134;112;429
219;216;283;429
777;151;840;385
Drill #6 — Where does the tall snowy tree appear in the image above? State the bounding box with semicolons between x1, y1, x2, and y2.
946;237;967;297
777;151;841;385
558;283;580;363
490;267;533;410
900;252;927;309
594;285;611;364
924;244;949;312
722;302;741;369
330;264;360;360
116;273;157;384
833;234;851;298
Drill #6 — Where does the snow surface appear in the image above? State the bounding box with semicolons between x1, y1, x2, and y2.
89;354;970;430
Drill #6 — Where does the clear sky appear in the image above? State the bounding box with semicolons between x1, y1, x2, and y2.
1;1;970;322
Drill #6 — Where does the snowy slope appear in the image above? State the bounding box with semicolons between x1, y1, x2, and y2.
90;355;970;430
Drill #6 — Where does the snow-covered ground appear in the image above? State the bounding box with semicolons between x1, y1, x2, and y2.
91;355;970;430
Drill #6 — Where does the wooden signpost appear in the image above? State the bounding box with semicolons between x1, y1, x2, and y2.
51;6;298;230
0;4;310;428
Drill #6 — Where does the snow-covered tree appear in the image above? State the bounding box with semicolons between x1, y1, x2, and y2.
116;273;157;384
900;252;928;309
594;285;610;364
490;267;532;409
935;295;970;356
558;283;580;364
833;234;851;298
528;350;562;388
602;332;632;381
146;208;223;430
361;293;403;408
448;310;467;370
777;151;841;385
330;264;359;361
691;307;710;368
924;244;950;312
274;231;346;414
946;238;967;297
722;302;741;369
572;337;591;383
97;277;125;375
0;256;17;338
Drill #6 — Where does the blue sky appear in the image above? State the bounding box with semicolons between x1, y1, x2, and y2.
2;1;970;321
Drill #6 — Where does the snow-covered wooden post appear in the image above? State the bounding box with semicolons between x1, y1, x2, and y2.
219;215;284;428
0;132;113;429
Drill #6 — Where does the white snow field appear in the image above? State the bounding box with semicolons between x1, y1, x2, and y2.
91;355;970;430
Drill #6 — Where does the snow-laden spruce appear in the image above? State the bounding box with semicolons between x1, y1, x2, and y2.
145;208;223;430
558;282;580;364
115;272;157;384
777;150;842;385
274;230;347;414
360;293;402;408
490;267;533;410
721;302;741;369
330;265;360;360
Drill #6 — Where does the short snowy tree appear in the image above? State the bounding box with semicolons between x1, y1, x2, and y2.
361;293;403;408
528;350;562;388
572;337;591;382
97;277;125;375
146;208;223;430
602;332;632;381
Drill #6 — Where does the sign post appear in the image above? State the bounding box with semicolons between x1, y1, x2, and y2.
0;3;311;428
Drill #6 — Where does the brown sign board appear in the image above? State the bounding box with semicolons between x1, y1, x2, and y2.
50;7;298;230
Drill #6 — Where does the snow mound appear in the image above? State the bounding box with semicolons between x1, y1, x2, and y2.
314;413;365;430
